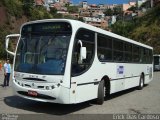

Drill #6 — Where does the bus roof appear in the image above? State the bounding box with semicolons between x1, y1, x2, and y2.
22;19;153;50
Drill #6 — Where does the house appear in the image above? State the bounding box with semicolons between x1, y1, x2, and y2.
83;17;108;29
122;1;136;11
34;0;45;5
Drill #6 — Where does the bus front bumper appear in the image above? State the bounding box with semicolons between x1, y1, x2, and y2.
12;79;70;104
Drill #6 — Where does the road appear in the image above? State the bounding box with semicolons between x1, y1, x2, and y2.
0;71;160;115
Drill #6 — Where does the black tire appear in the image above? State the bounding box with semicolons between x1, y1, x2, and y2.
97;80;105;105
138;75;144;90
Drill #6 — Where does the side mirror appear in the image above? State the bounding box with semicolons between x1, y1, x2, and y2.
78;40;87;63
5;34;20;56
80;47;87;61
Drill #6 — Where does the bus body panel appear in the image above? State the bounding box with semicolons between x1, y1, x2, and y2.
7;19;153;104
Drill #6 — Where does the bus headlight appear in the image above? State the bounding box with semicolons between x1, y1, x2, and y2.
51;85;55;89
46;86;50;90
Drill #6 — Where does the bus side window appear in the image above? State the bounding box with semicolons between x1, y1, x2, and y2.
71;28;95;76
97;34;112;61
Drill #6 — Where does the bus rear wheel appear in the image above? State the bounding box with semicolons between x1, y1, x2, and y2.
97;80;105;105
138;74;144;90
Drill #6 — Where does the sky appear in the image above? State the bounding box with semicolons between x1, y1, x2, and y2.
71;0;131;5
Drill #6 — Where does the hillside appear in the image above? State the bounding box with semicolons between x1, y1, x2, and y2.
0;0;54;59
111;4;160;54
130;4;160;54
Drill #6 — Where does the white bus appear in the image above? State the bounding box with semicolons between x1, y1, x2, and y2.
5;19;153;104
154;55;160;71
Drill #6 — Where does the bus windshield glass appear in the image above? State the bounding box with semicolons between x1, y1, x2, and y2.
14;22;72;75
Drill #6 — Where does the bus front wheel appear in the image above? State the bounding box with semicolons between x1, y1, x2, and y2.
97;80;105;105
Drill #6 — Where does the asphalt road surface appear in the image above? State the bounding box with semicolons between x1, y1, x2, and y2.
0;71;160;115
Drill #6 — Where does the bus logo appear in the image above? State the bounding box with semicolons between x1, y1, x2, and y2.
117;66;124;74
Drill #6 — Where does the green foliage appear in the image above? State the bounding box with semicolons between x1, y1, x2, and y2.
104;8;113;16
104;6;122;16
130;5;160;54
3;0;23;18
140;0;151;9
53;13;63;18
50;7;57;15
127;6;137;12
22;0;34;16
111;20;135;37
67;6;78;13
113;6;122;15
30;6;53;20
0;25;10;58
0;0;56;59
78;17;84;22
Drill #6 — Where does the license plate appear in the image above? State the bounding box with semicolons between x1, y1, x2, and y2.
28;90;38;96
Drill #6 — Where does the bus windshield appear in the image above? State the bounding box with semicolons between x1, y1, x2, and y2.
14;22;72;75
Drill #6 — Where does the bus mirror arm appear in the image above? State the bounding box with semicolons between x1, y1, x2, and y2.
5;34;20;56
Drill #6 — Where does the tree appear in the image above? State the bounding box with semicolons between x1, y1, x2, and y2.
127;6;137;12
104;8;113;16
113;6;122;15
0;25;10;58
111;20;135;37
2;0;23;18
67;6;78;13
78;17;84;22
53;13;63;18
50;7;57;15
22;0;34;16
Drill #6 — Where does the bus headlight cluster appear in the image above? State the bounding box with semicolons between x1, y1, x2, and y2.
45;84;60;90
45;85;55;90
15;79;20;85
15;80;24;87
46;86;50;90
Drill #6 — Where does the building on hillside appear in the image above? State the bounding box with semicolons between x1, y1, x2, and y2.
88;4;106;13
46;0;57;4
111;15;117;24
83;17;108;29
57;11;68;14
92;12;105;18
69;13;79;18
34;0;45;5
79;3;106;17
60;0;70;4
123;12;137;21
106;15;118;27
79;8;92;17
51;2;68;11
82;1;88;9
122;1;136;11
104;4;119;10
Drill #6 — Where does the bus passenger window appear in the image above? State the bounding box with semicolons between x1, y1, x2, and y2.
71;29;95;76
97;34;112;61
